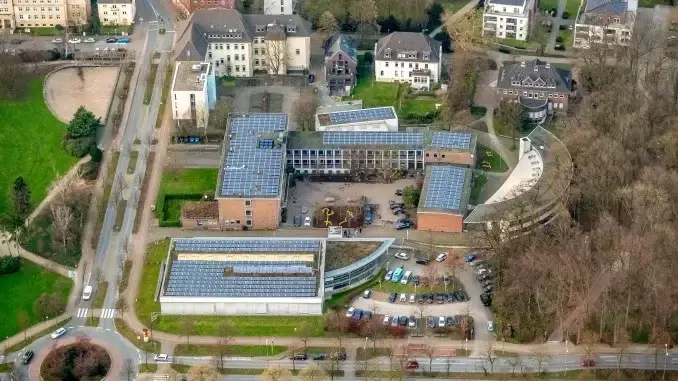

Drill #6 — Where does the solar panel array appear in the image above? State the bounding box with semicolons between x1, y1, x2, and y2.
429;132;473;150
423;166;469;211
173;238;320;253
166;260;316;297
232;264;313;274
258;139;274;149
323;131;424;146
220;114;288;197
326;107;396;125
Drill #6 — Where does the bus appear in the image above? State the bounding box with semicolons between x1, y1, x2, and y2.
391;267;404;283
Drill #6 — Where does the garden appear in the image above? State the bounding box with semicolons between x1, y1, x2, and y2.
155;168;218;226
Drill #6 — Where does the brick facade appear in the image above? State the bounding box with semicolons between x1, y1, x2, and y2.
416;212;463;233
217;197;280;230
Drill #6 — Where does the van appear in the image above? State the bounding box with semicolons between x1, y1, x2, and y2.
82;285;92;301
401;270;412;284
391;267;404;283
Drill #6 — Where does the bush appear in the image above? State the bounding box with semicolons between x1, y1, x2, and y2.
402;185;421;208
556;36;564;43
33;292;66;318
363;52;374;63
0;256;21;275
40;340;111;381
78;160;100;181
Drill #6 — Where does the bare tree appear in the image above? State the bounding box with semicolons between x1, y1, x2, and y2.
209;98;232;130
187;364;220;381
292;89;320;131
50;202;75;250
422;344;436;374
265;38;289;76
506;355;520;374
483;335;497;374
260;365;293;381
316;11;339;47
496;100;527;149
529;347;551;374
182;318;195;345
299;362;328;381
116;298;129;318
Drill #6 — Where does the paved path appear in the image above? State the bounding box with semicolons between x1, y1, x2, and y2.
482;107;516;169
543;0;577;55
0;234;72;279
428;0;481;38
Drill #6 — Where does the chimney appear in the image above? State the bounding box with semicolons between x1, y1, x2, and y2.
534;65;538;72
520;61;525;67
545;63;551;69
519;137;532;160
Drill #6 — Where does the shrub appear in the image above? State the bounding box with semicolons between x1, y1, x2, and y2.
41;340;111;381
556;36;564;43
0;256;21;275
363;52;374;63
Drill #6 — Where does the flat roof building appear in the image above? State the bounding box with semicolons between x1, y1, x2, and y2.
315;106;398;132
171;61;216;129
417;166;473;233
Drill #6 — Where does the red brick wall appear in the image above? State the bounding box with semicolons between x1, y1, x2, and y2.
217;197;280;230
416;211;463;233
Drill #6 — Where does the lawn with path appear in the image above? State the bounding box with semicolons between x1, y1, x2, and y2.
174;344;287;357
475;144;508;173
0;259;72;339
155;168;218;224
0;78;76;218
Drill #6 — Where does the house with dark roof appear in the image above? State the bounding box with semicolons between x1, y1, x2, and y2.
174;9;312;77
496;59;573;122
324;34;357;96
482;0;536;41
171;0;234;18
373;32;442;91
574;0;637;48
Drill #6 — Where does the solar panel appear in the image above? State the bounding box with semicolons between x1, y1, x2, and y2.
422;166;469;211
220;114;288;198
322;132;424;146
429;132;473;150
326;107;396;125
173;238;321;253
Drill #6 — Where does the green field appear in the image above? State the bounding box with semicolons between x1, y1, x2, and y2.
470;173;488;205
538;0;559;10
135;239;168;325
565;0;581;15
0;78;76;218
476;144;508;173
155;168;218;223
0;260;72;339
175;344;287;357
558;29;574;47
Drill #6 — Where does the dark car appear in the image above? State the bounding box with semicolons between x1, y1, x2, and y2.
390;203;404;210
481;279;493;288
427;316;437;328
392;207;404;215
406;360;419;370
290;353;308;360
478;273;492;281
436;293;445;304
106;37;118;43
426;293;434;304
581;359;595;367
417;293;425;304
308;73;315;83
458;291;468;301
399;316;408;326
363;311;372;320
411;275;421;286
313;353;326;360
480;293;492;307
562;11;570;19
293;215;302;226
395;189;403;196
415;258;430;265
447;292;457;302
555;43;566;51
352;309;363;320
388;292;397;303
364;206;373;224
21;350;34;364
446;316;457;326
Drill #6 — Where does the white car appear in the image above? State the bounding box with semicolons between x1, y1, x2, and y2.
436;253;447;262
84;37;96;43
394;252;409;260
68;38;82;44
51;38;63;43
362;289;371;298
438;316;446;327
409;294;416;303
488;321;494;331
154;354;171;362
50;327;66;339
382;315;391;325
303;216;311;226
399;293;407;302
345;307;355;318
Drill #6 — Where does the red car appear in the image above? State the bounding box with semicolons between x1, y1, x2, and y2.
581;359;595;367
406;360;419;370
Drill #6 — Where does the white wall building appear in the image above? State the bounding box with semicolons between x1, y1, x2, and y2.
263;0;294;15
171;61;216;128
573;0;636;49
374;32;442;91
482;0;536;41
174;9;311;78
97;0;135;26
0;0;15;30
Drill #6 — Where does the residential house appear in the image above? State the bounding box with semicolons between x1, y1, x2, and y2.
374;32;442;91
482;0;536;41
97;0;134;26
573;0;636;48
324;34;357;96
170;61;217;128
13;0;68;28
172;0;234;18
263;0;295;15
0;0;14;29
173;9;311;78
495;59;573;122
66;0;88;26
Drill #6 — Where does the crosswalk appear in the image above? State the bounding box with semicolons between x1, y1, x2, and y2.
75;308;116;319
153;374;170;381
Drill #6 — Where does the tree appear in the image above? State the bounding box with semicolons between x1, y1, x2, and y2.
182;318;195;345
350;0;378;45
496;100;527;149
299;362;328;381
297;320;313;350
17;310;29;342
265;38;288;76
0;256;21;274
443;10;493;52
50;202;75;250
68;107;101;138
11;176;31;219
0;54;27;100
210;98;232;130
260;365;293;381
483;335;497;374
422;344;436;373
531;13;550;56
401;185;421;208
187;364;220;381
116;298;129;318
33;293;66;318
529;347;551;374
212;321;233;370
293;89;320;131
316;11;339;47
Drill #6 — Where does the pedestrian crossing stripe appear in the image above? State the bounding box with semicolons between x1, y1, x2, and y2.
76;308;88;318
101;309;116;319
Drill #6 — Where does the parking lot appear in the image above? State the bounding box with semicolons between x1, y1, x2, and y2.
285;178;417;229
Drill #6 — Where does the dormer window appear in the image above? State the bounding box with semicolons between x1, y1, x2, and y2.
256;25;265;32
423;50;430;60
287;25;296;33
385;48;391;58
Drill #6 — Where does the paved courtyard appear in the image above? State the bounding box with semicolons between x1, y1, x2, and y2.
44;66;119;123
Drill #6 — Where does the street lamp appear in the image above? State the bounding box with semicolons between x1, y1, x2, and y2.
663;343;668;380
565;340;569;376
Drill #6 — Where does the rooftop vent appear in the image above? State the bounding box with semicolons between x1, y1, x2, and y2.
520;61;525;67
545;63;551;69
191;63;201;71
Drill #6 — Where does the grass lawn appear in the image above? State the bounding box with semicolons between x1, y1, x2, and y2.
15;27;58;36
6;316;68;352
476;144;508;173
442;0;471;13
115;318;161;353
325;241;381;271
499;38;539;51
155;168;218;222
155;65;174;129
0;260;72;339
153;315;325;337
174;344;287;357
143;63;159;105
538;0;558;10
0;78;76;218
85;316;100;327
565;0;581;15
135;239;168;325
470;173;488;205
0;363;14;372
558;29;574;47
138;364;157;373
356;347;392;360
325;269;386;310
91;281;108;309
399;97;438;116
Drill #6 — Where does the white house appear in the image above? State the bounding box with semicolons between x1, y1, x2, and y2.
171;61;217;128
263;0;294;15
173;9;311;78
573;0;636;49
97;0;134;26
374;32;442;91
482;0;536;41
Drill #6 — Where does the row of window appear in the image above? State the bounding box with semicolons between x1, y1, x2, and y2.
208;53;246;61
209;43;246;50
14;0;62;3
102;11;128;14
287;150;424;156
502;89;566;99
101;3;127;7
18;13;60;19
222;219;253;226
17;6;60;11
214;61;247;72
379;70;424;78
384;61;429;69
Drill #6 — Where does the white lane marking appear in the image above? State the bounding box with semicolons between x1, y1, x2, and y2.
101;309;116;319
76;308;88;318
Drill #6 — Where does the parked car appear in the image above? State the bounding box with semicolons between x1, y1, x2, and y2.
464;253;477;262
301;206;308;214
446;316;457;326
399;316;408;326
346;307;355;318
417;293;425;303
399;293;407;302
384;270;393;281
481;279;493;288
395;220;411;230
308;73;315;83
471;260;485;267
388;292;397;303
408;316;417;328
406;360;419;370
395;189;403;196
117;37;131;43
436;253;447;262
50;327;66;339
352;309;363;320
436;293;445;304
106;37;118;43
51;38;63;43
478;273;492;281
364;206;373;224
391;317;399;327
383;315;391;325
488;321;494;331
154;354;171;362
480;293;492;307
427;316;436;328
561;11;570;19
313;353;326;360
290;353;308;360
447;292;457;302
458;291;468;301
363;289;371;298
68;38;81;44
409;294;416;303
426;293;434;304
415;258;430;265
411;275;420;285
84;37;96;43
394;252;409;260
21;350;34;365
581;359;596;367
363;311;372;320
555;43;566;51
438;316;446;327
293;215;302;226
304;216;311;226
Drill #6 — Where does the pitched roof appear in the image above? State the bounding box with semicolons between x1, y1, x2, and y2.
497;59;572;93
584;0;630;13
375;32;441;63
488;0;525;6
325;34;357;63
242;14;312;37
174;23;209;61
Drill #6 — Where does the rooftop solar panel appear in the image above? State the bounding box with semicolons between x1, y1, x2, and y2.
173;238;321;253
422;166;470;211
429;132;473;150
322;132;424;146
219;114;288;198
325;107;396;125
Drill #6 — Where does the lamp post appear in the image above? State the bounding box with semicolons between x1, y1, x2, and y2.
565;340;569;376
663;343;668;380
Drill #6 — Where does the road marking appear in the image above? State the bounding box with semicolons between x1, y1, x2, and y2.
105;328;112;332
76;308;88;318
101;309;116;319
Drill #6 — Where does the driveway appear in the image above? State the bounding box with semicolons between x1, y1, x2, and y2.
473;70;499;108
232;86;301;128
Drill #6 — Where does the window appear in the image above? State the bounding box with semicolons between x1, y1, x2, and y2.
380;70;384;76
254;48;258;54
234;44;238;50
241;44;244;49
241;54;245;60
255;59;259;65
245;210;252;216
280;6;283;12
385;62;389;67
246;220;252;226
295;49;300;55
395;71;398;77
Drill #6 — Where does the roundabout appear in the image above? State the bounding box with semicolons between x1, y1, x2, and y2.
39;339;111;381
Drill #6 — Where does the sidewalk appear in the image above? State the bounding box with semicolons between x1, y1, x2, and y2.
0;314;69;354
0;235;72;279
